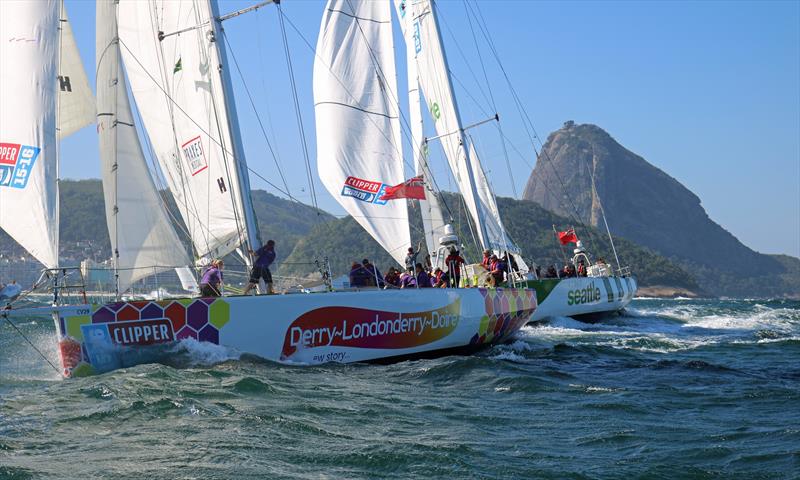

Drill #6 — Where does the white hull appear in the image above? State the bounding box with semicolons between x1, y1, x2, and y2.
526;276;637;322
50;288;537;377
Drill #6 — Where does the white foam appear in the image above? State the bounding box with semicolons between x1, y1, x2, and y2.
170;338;240;366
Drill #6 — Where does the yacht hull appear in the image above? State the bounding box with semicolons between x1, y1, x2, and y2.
52;288;537;377
525;276;637;322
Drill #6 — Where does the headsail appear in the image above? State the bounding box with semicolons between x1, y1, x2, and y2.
469;143;519;253
394;0;448;258
97;0;192;293
314;0;410;266
117;0;258;264
403;0;519;253
57;5;95;139
0;0;60;268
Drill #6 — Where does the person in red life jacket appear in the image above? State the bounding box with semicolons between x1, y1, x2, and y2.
577;259;587;277
383;267;401;288
199;259;224;297
489;255;506;286
415;263;431;288
481;249;492;269
432;267;449;288
244;239;276;295
445;248;466;287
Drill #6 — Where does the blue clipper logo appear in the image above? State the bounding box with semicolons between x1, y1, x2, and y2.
413;20;422;54
0;142;40;189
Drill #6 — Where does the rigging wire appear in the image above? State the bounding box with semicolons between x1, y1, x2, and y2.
463;0;605;254
0;315;61;375
219;28;293;198
461;3;516;199
276;3;319;212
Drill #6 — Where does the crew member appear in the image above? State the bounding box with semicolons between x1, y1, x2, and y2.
445;248;466;287
244;240;276;295
200;259;224;297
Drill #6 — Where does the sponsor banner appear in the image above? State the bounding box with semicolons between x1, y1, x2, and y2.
181;136;208;176
281;299;461;359
341;176;388;205
0;142;40;189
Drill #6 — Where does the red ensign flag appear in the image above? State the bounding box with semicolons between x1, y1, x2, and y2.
379;175;426;201
557;228;578;245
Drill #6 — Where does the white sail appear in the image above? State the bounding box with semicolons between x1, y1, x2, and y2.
469;143;519;253
403;0;487;246
0;0;60;268
394;0;448;258
117;0;254;263
97;0;192;293
314;0;410;266
57;5;95;140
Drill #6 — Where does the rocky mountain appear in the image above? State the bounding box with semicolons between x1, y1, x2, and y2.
523;121;799;298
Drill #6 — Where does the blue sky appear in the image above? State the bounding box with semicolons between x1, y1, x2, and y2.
61;0;799;257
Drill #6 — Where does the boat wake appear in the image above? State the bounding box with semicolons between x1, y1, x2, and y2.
511;299;800;355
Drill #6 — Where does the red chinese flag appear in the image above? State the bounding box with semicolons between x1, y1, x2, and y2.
557;228;578;245
379;175;426;201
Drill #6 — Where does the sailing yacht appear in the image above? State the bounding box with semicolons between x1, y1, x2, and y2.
387;0;637;321
0;0;536;378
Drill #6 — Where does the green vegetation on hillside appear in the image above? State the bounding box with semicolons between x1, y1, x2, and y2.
281;192;700;292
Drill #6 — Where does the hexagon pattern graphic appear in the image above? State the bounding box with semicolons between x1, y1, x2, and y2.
54;298;233;377
470;289;536;346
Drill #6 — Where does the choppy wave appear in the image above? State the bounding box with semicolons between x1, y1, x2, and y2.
1;298;798;479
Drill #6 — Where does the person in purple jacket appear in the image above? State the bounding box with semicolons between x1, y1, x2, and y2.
415;263;431;288
200;259;224;297
244;240;276;295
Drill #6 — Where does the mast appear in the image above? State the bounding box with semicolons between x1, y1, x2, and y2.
208;0;261;258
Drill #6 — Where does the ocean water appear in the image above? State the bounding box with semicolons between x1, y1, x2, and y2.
1;299;799;479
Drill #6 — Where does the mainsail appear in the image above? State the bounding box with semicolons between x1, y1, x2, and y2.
96;0;192;293
117;0;258;264
402;0;519;253
0;0;60;268
394;0;448;258
57;5;95;139
314;0;410;265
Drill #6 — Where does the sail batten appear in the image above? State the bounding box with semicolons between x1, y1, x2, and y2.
314;0;411;266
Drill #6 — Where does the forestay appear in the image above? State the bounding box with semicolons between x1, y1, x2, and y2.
118;0;254;264
314;0;410;266
57;5;95;140
394;0;448;259
97;0;192;293
0;0;60;268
